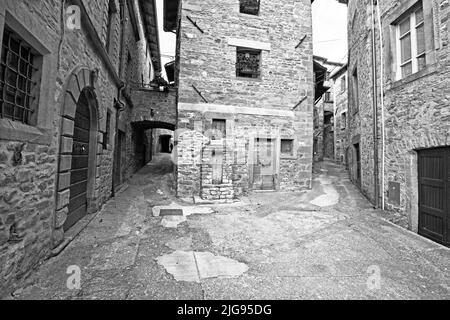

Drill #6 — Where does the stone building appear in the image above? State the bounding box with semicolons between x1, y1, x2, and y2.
313;56;344;162
342;0;450;246
331;64;348;166
165;0;315;201
0;0;164;294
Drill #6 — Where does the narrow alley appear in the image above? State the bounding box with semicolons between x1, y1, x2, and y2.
1;0;449;303
9;156;449;300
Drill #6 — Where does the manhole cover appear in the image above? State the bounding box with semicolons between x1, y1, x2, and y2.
160;209;184;216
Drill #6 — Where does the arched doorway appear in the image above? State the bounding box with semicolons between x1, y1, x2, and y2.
55;67;100;237
64;91;91;230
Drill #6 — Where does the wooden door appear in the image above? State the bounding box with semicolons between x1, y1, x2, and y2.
64;92;90;231
113;130;125;189
253;138;276;190
354;143;361;187
418;147;449;246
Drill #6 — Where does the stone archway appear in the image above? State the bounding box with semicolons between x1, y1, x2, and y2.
54;68;100;243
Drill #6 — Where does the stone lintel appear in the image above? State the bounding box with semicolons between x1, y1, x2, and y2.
178;103;294;118
228;38;271;51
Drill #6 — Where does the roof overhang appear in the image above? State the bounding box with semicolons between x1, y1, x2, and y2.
139;0;162;72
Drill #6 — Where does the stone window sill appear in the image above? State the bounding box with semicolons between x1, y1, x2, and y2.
236;77;262;82
238;13;261;20
0;118;52;145
386;63;438;91
280;155;296;160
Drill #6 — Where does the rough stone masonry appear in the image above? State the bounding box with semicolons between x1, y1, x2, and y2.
345;0;450;233
0;0;161;296
175;0;315;200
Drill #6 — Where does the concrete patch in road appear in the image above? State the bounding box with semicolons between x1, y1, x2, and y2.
310;176;340;207
153;203;215;220
156;251;248;283
195;252;249;279
166;237;193;251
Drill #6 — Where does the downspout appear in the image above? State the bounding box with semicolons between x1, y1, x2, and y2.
112;0;127;198
112;83;127;198
371;0;380;208
376;1;386;210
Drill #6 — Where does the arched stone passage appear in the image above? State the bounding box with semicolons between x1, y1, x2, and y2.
131;120;175;131
130;120;175;170
55;68;100;242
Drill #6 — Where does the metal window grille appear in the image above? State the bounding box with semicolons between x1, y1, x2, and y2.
0;28;38;124
240;0;260;15
236;48;261;79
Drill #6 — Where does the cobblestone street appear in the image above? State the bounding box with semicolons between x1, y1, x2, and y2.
8;154;449;300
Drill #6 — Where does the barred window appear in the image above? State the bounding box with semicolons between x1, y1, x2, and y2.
240;0;260;15
236;48;261;79
0;27;40;125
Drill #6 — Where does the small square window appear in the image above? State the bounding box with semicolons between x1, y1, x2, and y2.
212;119;226;140
236;48;261;79
341;112;347;130
281;139;294;156
341;75;346;93
352;68;359;114
240;0;260;15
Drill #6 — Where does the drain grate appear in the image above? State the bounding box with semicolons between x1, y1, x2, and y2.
159;209;184;216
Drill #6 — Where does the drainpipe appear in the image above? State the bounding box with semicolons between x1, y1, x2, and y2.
371;0;380;208
376;1;386;210
112;83;127;198
112;0;127;198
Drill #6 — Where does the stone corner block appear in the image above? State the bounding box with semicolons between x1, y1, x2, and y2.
55;207;68;229
57;189;70;210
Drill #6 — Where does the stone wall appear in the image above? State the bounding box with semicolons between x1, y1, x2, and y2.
0;0;155;295
332;68;348;166
346;0;450;229
313;99;325;162
175;0;314;199
131;88;177;125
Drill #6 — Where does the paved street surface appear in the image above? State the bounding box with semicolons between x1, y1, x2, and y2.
9;154;450;300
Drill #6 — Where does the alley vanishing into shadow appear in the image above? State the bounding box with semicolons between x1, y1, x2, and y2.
9;159;450;300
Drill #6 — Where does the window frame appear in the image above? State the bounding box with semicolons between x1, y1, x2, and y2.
211;119;226;140
0;26;41;125
280;139;294;157
340;112;347;130
395;4;426;80
239;0;260;16
340;75;346;93
106;0;118;54
351;67;359;115
0;9;54;145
